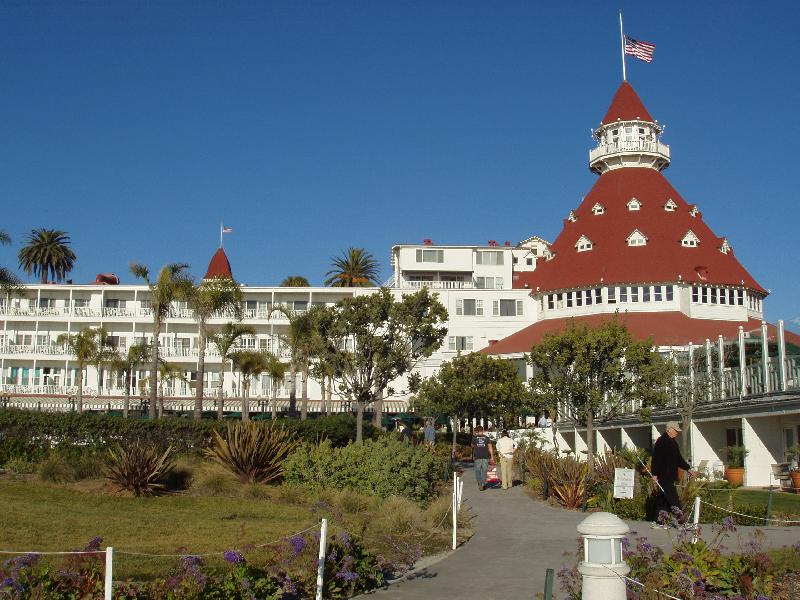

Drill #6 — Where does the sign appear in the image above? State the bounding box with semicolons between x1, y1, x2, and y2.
613;467;635;499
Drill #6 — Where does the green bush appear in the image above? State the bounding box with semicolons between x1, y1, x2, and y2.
205;422;300;484
4;455;37;474
284;438;442;504
38;454;77;483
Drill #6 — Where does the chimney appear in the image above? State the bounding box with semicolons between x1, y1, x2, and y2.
423;239;433;246
504;241;511;246
488;240;497;247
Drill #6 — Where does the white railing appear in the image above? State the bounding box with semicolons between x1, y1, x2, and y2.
404;280;474;290
0;344;69;356
102;307;135;318
589;140;670;163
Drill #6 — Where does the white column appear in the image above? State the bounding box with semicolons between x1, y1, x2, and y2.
704;339;712;403
688;343;695;408
778;320;787;392
717;335;725;399
761;321;770;394
738;326;746;398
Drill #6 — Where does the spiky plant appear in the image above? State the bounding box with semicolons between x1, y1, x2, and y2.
105;443;175;497
204;422;300;484
548;455;588;509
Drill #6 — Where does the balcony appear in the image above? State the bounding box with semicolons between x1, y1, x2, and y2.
589;140;671;174
402;280;475;290
0;344;69;356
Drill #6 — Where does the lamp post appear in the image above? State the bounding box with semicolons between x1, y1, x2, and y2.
577;512;630;600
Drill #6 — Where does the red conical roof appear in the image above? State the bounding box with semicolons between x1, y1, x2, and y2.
514;168;766;294
602;81;654;125
204;247;233;279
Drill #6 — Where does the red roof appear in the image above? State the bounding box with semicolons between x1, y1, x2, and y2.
482;312;800;355
514;168;766;294
601;81;654;125
204;247;233;279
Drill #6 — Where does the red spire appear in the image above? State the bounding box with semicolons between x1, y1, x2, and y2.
204;247;233;279
601;81;654;125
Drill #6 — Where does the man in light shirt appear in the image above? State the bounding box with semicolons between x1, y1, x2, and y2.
495;430;516;490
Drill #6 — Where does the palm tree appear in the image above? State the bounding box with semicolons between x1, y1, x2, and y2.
280;276;310;287
0;230;21;294
324;247;380;287
18;229;76;283
232;350;270;421
130;263;193;419
208;322;254;420
157;361;186;418
109;342;150;418
187;278;242;420
274;306;318;419
57;327;107;414
264;352;288;420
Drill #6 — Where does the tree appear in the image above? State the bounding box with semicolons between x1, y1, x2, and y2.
187;277;243;420
232;350;270;421
109;342;151;418
315;287;448;442
528;318;674;471
208;322;255;420
18;228;76;283
130;263;193;419
324;247;380;287
414;353;528;456
0;230;21;294
264;352;288;420
275;306;319;420
57;327;108;414
156;361;186;418
280;276;310;287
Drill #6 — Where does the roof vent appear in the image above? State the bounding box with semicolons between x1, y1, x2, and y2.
504;241;511;246
488;240;498;247
423;239;433;246
95;273;120;285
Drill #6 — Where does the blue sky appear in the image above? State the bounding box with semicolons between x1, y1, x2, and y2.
1;2;798;329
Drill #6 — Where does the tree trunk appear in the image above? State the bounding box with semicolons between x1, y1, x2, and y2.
158;379;164;419
149;319;160;420
320;378;326;416
76;364;84;414
326;377;332;415
271;380;278;420
40;270;47;284
288;363;297;417
452;415;458;459
586;411;595;472
372;391;383;428
194;319;206;420
242;380;250;421
123;370;130;419
300;367;309;420
217;366;225;420
355;400;365;443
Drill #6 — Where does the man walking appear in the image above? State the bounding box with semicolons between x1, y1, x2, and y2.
651;421;696;526
471;426;495;491
495;430;515;489
423;419;436;449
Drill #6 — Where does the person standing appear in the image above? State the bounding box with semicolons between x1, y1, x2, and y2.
650;421;697;527
423;419;436;449
471;426;495;491
397;421;412;443
495;430;516;490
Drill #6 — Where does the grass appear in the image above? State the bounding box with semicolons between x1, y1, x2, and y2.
0;479;312;580
705;487;800;515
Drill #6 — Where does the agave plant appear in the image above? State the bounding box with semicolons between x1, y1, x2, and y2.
105;443;175;497
204;422;300;484
548;455;588;509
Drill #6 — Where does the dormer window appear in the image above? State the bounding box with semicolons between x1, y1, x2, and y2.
592;203;605;215
690;205;699;217
575;235;593;252
664;199;677;212
567;210;577;223
627;198;642;211
627;229;648;247
681;230;700;248
720;238;732;255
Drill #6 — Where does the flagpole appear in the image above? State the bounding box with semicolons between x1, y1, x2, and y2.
619;11;627;81
220;222;223;249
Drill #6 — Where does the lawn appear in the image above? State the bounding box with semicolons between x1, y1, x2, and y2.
0;479;314;580
705;487;800;516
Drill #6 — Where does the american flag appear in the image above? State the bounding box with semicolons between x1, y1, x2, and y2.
624;35;655;63
222;226;233;234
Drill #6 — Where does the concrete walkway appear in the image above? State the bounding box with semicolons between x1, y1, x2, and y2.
365;467;800;600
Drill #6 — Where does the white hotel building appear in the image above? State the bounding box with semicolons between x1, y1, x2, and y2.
2;80;799;486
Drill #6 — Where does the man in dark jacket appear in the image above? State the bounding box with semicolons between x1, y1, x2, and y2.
650;421;697;527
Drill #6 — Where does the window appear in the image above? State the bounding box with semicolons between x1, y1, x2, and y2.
681;230;700;247
666;285;674;301
105;299;126;309
73;298;89;308
293;300;308;311
627;229;647;246
576;290;583;307
476;251;504;265
556;293;564;309
607;287;616;304
416;248;444;263
638;127;645;135
620;287;628;303
525;258;533;266
631;287;639;302
592;203;605;215
512;257;518;265
493;299;522;316
720;289;727;305
702;287;709;303
38;298;55;308
575;235;593;252
726;428;743;447
585;289;593;306
456;298;483;316
448;336;473;352
692;286;699;302
627;197;642;211
475;277;503;289
664;199;677;212
643;286;650;302
654;286;663;301
736;290;744;306
547;295;554;310
566;292;574;308
594;288;602;304
711;288;719;304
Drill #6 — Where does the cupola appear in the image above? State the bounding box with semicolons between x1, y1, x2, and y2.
204;247;234;279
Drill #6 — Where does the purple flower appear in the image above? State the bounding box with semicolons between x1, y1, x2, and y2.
181;555;203;569
290;535;307;556
223;550;245;565
336;570;359;581
340;531;352;551
721;516;736;532
83;537;103;552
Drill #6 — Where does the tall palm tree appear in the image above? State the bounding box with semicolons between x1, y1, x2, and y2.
0;230;21;294
130;263;193;419
274;306;318;419
57;327;107;414
280;276;310;287
109;342;150;418
187;278;242;420
324;247;380;287
18;229;76;283
232;350;270;421
264;351;288;420
208;322;254;420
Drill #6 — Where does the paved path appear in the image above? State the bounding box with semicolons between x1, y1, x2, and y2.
365;467;800;600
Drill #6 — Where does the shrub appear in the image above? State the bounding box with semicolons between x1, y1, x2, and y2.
284;438;442;504
373;496;424;534
4;455;38;475
205;422;300;484
281;414;379;447
191;467;238;497
547;455;588;509
105;442;175;496
275;483;308;505
335;488;378;514
38;454;76;483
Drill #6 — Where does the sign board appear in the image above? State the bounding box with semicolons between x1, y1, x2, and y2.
613;467;635;499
